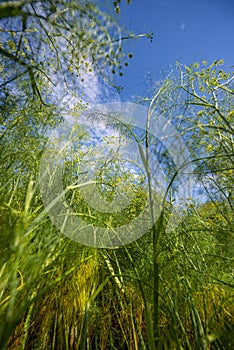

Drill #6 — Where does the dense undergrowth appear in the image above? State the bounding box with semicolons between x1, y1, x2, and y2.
0;1;233;348
0;179;233;349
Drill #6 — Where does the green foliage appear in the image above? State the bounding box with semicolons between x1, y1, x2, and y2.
0;3;233;346
0;0;139;101
113;0;132;14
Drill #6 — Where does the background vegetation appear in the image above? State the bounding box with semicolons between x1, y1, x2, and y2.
0;1;233;349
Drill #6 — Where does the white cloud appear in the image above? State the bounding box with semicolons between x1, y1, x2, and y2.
181;22;186;31
50;61;120;116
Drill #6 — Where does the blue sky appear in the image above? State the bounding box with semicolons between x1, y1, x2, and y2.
108;0;234;101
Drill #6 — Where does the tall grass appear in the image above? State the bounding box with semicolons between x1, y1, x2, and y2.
1;163;233;349
1;109;234;349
